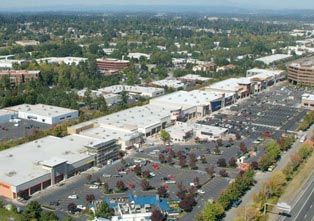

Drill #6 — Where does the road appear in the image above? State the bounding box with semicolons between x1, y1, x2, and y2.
278;174;314;221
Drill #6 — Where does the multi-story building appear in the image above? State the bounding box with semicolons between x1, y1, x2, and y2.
301;93;314;109
0;70;40;87
96;58;129;73
5;104;79;125
0;134;119;199
288;60;314;86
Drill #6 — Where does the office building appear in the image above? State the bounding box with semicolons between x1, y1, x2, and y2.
288;60;314;86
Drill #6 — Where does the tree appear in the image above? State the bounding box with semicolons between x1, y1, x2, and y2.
159;153;166;163
194;177;200;188
141;179;152;191
86;194;95;203
150;208;164;221
235;133;241;140
23;201;42;220
250;161;259;170
167;154;173;164
199;202;224;221
217;158;227;167
157;186;167;198
205;166;215;178
104;182;110;194
216;139;223;146
200;155;207;164
67;203;77;213
176;182;187;200
160;130;170;143
116;180;126;192
134;165;142;176
189;153;197;169
142;170;151;178
219;169;229;177
62;216;74;221
239;142;247;154
40;211;59;221
298;144;313;159
95;201;114;218
259;152;274;171
179;194;196;212
229;157;237;167
179;156;186;168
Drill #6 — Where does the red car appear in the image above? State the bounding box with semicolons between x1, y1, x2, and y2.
152;163;159;170
128;183;135;188
168;174;176;179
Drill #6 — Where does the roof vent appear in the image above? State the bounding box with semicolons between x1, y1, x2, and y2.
6;171;17;177
8;154;13;158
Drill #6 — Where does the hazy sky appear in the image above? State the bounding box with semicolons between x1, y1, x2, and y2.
1;0;314;10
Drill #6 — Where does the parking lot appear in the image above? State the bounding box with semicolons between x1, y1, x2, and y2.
30;83;308;220
0;119;52;141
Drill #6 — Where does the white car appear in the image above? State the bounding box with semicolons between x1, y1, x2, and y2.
197;189;205;194
89;185;99;189
134;159;142;163
77;205;86;210
68;195;78;199
150;172;156;177
165;180;176;184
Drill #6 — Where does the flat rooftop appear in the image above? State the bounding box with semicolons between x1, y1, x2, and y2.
179;74;212;82
207;78;251;92
0;134;102;187
36;57;87;64
302;93;314;101
5;104;78;118
289;60;314;69
150;90;223;108
98;85;164;95
151;79;186;89
255;54;292;65
94;104;173;130
193;123;228;135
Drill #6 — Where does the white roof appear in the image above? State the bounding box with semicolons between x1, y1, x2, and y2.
36;57;87;65
128;53;150;59
302;93;314;101
80;126;141;142
208;78;250;92
5;104;78;118
94;104;172;130
255;54;292;65
247;68;285;79
98;85;164;95
150;90;223;108
0;134;103;187
193;123;228;135
289;60;314;69
0;109;16;116
179;74;212;82
151;79;186;89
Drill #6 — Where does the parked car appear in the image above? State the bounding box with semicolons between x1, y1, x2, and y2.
102;174;111;178
165;180;176;184
49;201;60;206
68;195;78;199
197;189;205;194
77;205;86;210
89;185;99;189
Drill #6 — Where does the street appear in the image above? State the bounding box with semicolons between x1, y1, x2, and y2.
278;174;314;221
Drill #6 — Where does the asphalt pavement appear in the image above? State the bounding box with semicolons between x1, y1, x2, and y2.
278;174;314;221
